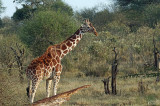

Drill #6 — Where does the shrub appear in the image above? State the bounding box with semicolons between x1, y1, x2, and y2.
18;10;79;57
0;35;29;74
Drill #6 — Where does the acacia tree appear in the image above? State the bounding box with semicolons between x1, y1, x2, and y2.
12;5;35;22
115;0;160;9
115;0;160;29
12;0;73;21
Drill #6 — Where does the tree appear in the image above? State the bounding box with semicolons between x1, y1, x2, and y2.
0;0;5;26
115;0;160;29
75;7;97;22
18;10;78;57
111;47;118;95
13;0;55;8
93;9;114;31
115;0;160;9
11;43;25;83
0;35;27;77
12;5;35;22
12;0;73;22
0;0;5;14
51;0;73;16
2;16;13;27
143;4;160;28
0;18;3;27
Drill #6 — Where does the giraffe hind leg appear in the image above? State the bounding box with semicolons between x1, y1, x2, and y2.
30;79;40;103
46;79;52;97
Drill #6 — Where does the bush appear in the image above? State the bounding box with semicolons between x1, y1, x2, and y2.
0;35;29;73
18;10;79;57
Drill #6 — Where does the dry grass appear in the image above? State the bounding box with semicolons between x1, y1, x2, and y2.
1;70;160;106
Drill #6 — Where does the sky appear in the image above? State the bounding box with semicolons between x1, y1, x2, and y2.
1;0;113;18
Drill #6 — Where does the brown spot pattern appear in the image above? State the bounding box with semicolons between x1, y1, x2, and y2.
63;50;68;54
56;56;60;63
56;50;61;57
66;41;72;47
61;44;67;50
52;59;57;65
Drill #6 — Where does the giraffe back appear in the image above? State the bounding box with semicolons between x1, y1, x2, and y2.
26;45;62;80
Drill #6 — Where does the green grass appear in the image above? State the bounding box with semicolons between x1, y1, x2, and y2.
1;70;160;106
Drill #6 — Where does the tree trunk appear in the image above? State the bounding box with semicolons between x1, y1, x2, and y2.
111;62;118;95
153;34;159;69
154;48;158;68
111;47;118;95
32;85;91;106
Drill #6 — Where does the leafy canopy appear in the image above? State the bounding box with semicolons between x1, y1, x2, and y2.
12;0;73;21
18;10;78;57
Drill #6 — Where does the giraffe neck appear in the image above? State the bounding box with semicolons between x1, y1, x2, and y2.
58;28;83;58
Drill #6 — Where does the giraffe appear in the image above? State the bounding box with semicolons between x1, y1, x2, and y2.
26;19;98;103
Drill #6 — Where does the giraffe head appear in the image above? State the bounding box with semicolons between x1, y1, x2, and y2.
81;19;98;36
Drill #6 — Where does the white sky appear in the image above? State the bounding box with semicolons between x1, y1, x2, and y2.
1;0;113;18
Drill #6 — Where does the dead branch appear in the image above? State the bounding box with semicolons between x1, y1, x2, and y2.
102;76;111;94
10;43;25;82
31;85;91;106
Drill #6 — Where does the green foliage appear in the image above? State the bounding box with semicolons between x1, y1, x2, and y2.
145;94;157;103
76;8;115;31
51;0;73;16
0;18;2;27
93;9;114;31
0;0;5;14
143;4;160;27
1;16;13;27
0;36;15;67
0;35;27;67
75;7;97;22
107;20;130;36
115;0;160;29
13;0;55;7
18;10;78;57
1;0;160;77
116;0;160;9
12;0;73;22
12;5;35;22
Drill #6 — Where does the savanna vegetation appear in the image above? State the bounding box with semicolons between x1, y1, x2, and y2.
1;0;160;105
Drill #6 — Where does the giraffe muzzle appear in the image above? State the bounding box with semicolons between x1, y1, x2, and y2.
94;31;98;36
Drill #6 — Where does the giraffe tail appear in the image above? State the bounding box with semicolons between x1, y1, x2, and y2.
26;87;29;98
26;80;32;98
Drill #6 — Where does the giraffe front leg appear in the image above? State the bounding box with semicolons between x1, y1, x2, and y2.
46;79;52;97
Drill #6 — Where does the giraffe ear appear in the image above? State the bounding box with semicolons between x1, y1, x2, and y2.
85;19;87;23
85;19;90;25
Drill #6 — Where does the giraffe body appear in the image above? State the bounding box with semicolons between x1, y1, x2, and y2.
26;19;98;103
